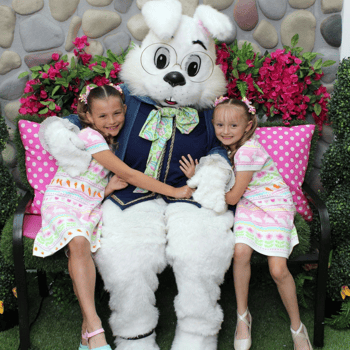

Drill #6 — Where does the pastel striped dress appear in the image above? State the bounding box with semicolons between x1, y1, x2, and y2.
233;135;299;258
33;128;110;257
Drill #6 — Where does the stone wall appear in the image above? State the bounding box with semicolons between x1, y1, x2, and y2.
0;0;343;192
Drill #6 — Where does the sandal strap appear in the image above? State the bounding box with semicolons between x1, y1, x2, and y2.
82;328;105;341
237;309;251;327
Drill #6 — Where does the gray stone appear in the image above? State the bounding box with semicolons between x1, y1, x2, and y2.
0;6;16;48
324;83;334;95
65;16;82;52
321;125;334;144
203;0;234;11
12;0;44;15
49;0;80;22
238;40;261;56
179;0;199;16
2;143;17;168
0;51;22;75
20;14;65;52
321;14;342;48
4;100;21;123
24;50;63;68
66;53;78;67
281;10;316;53
127;13;149;41
314;139;330;169
0;72;28;100
253;19;278;49
234;0;259;32
258;0;287;20
82;10;122;39
7;126;15;141
305;168;323;193
321;0;343;14
85;40;104;57
103;31;131;55
289;0;315;9
87;0;113;6
137;0;198;16
315;47;339;84
114;0;133;13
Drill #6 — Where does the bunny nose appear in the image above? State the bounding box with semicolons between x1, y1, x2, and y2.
163;71;186;87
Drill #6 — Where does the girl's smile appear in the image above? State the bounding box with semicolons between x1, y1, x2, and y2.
212;105;252;151
87;96;127;137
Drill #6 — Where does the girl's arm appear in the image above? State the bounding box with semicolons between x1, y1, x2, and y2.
93;150;194;199
179;154;198;178
104;175;128;197
225;171;254;205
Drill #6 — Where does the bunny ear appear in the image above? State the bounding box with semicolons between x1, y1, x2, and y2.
142;0;182;41
193;5;234;42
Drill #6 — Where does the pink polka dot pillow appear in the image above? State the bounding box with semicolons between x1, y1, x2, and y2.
18;120;58;214
255;124;316;221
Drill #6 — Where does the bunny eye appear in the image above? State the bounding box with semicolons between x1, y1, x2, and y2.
154;47;170;69
186;55;201;77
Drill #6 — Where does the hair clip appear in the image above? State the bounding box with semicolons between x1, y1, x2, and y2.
242;97;256;115
79;83;123;104
214;96;229;107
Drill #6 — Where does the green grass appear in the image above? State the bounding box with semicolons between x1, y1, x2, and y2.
1;266;349;350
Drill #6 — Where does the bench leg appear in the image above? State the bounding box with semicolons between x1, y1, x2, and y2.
313;258;328;347
13;248;30;350
37;270;49;298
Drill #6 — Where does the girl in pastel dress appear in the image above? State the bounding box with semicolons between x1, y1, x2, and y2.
180;97;312;350
33;84;193;350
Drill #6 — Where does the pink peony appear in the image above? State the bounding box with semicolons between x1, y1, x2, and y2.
52;53;60;61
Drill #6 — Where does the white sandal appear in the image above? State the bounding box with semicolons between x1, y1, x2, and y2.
234;308;252;350
291;322;313;350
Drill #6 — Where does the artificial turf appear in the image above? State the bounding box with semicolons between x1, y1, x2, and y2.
0;265;349;350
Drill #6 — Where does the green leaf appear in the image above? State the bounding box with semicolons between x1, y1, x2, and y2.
314;103;322;116
30;66;42;72
92;66;106;74
48;101;56;111
291;34;299;47
43;64;51;72
70;57;76;69
18;71;29;79
322;60;336;68
232;68;239;79
38;107;49;114
313;58;323;70
40;101;51;106
61;54;68;62
253;81;263;94
237;63;248;72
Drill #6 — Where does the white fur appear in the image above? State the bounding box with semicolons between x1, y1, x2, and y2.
187;154;235;214
40;118;91;177
142;0;182;41
94;199;167;348
193;5;234;42
165;203;234;347
171;327;217;350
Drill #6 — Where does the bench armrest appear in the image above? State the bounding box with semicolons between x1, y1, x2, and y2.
13;192;33;256
302;181;331;262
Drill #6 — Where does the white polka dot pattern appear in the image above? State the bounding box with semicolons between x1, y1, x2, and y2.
255;125;315;221
18;120;58;214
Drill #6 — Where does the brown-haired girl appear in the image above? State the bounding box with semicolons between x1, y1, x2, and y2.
33;84;193;350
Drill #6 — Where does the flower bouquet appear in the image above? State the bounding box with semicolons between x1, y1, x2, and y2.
216;34;335;130
18;36;130;117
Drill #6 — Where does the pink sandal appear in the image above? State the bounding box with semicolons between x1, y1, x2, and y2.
82;328;112;350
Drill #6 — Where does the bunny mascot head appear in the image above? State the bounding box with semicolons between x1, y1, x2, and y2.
41;1;235;350
120;0;232;110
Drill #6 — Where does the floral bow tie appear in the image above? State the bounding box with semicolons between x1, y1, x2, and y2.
134;106;199;193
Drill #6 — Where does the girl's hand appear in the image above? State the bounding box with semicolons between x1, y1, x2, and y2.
172;185;195;199
105;174;128;197
179;154;199;178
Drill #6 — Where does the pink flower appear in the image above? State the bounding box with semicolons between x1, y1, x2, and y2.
40;90;47;99
55;105;61;112
73;35;89;50
276;234;284;241
88;62;98;70
92;75;110;86
52;53;60;61
101;61;107;68
80;53;92;65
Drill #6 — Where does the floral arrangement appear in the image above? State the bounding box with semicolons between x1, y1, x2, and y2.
216;34;335;130
18;36;130;117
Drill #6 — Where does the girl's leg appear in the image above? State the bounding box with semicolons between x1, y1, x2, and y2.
233;243;253;340
68;236;107;349
268;256;310;350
